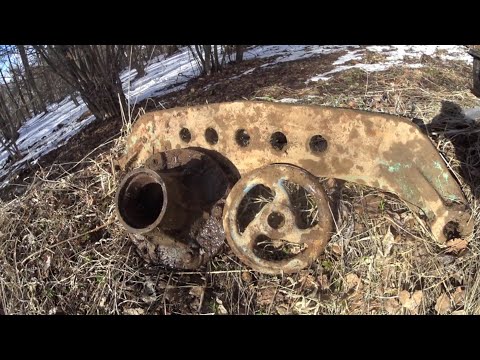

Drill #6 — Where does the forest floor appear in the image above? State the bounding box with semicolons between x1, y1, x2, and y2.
1;46;479;314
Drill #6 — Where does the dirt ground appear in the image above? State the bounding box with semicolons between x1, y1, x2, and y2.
0;48;479;314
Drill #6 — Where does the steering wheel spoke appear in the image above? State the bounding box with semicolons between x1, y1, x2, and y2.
271;181;292;206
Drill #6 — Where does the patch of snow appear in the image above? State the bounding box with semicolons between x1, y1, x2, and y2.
278;98;300;104
464;107;480;121
126;48;202;105
227;45;359;82
333;50;363;65
230;67;257;80
308;45;471;83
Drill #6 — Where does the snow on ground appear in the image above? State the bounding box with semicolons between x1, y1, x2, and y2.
0;45;473;184
308;45;471;82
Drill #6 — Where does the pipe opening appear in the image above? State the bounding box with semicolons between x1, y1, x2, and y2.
117;170;166;231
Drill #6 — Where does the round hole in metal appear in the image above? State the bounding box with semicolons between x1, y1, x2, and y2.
205;127;219;145
179;127;191;143
235;129;250;147
309;135;328;153
270;132;287;151
267;212;285;229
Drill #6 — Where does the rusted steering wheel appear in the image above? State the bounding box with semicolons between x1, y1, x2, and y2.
223;164;333;274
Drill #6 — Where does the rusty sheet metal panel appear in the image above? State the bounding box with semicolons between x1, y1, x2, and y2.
119;101;473;243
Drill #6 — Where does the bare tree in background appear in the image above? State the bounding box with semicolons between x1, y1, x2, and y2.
189;45;246;75
0;90;22;160
35;45;128;121
5;52;32;115
17;45;47;114
235;45;244;63
121;45;146;79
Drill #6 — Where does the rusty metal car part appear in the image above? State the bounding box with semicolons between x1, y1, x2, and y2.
118;101;473;245
115;148;232;269
223;164;333;274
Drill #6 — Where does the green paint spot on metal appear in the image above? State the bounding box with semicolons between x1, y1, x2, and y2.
447;194;459;202
388;163;401;172
442;173;449;182
433;161;442;170
379;160;411;173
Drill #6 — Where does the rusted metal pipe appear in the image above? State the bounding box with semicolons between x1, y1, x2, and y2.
115;167;190;234
115;149;231;270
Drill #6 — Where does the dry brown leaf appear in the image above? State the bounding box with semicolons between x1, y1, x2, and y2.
384;298;400;314
452;310;466;315
445;238;468;254
217;305;228;315
331;243;343;256
217;304;228;315
401;213;416;228
215;298;228;315
276;305;288;315
257;287;277;307
48;307;59;315
411;291;423;308
435;293;451;314
43;254;52;275
399;290;423;313
189;286;204;298
345;273;361;291
399;290;411;305
299;272;317;291
317;274;329;290
452;287;465;306
381;226;395;257
241;271;253;283
124;308;145;315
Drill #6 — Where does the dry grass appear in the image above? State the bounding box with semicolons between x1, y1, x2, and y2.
0;54;479;314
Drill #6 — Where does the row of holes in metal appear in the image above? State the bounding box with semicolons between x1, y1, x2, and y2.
179;127;328;153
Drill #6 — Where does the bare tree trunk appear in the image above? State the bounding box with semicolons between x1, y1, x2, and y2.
17;45;47;113
220;45;228;66
0;68;28;120
7;49;38;114
6;54;31;115
41;70;55;103
143;45;156;65
18;68;39;114
34;49;57;103
213;45;220;72
203;45;212;75
0;92;22;160
166;45;178;56
235;45;244;63
124;45;145;80
193;45;206;71
70;93;80;106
